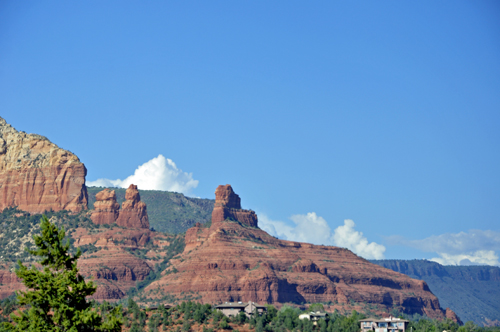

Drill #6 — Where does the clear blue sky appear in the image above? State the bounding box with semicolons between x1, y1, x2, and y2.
1;1;499;264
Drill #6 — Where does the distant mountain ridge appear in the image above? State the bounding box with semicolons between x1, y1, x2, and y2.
87;186;214;234
371;259;500;326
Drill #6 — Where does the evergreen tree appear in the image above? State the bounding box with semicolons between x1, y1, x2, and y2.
3;216;122;332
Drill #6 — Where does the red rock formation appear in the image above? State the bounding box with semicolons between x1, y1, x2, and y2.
91;189;120;225
0;117;88;213
143;185;456;321
0;264;24;299
115;184;149;229
77;247;153;299
73;225;175;300
446;308;463;325
212;185;258;227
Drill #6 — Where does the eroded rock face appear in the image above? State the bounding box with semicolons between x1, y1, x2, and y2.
72;226;176;301
116;184;149;229
143;185;457;321
0;117;88;213
446;308;463;325
0;264;24;299
91;189;120;225
212;184;258;227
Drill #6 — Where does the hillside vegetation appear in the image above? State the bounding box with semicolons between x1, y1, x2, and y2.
87;187;214;234
371;259;500;327
0;207;100;263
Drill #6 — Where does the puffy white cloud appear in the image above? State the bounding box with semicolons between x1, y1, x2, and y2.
386;230;500;266
259;214;295;240
430;250;499;266
259;213;386;259
86;154;199;196
332;219;386;259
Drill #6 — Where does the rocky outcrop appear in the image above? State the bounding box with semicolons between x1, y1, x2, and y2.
144;185;456;321
0;117;88;213
0;264;24;299
446;308;463;325
72;225;179;300
91;189;120;225
212;185;258;227
115;184;149;229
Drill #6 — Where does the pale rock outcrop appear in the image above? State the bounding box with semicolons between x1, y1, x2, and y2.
0;117;88;213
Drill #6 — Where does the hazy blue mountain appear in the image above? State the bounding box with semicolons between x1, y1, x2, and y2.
371;259;500;326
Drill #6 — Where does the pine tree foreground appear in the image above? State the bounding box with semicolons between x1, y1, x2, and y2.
3;216;122;332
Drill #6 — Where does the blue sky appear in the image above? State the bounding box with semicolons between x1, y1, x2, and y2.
1;1;499;264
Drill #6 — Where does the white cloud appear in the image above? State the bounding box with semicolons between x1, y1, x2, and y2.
86;154;199;196
333;219;386;259
259;214;295;240
430;250;499;266
259;213;385;259
386;230;500;266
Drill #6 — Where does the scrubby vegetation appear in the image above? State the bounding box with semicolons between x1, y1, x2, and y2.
87;187;214;234
126;235;185;299
0;207;100;263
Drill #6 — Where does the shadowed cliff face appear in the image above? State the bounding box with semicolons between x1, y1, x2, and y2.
0;117;88;213
142;185;458;322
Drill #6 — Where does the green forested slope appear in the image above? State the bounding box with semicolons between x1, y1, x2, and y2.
87;187;214;234
371;259;500;326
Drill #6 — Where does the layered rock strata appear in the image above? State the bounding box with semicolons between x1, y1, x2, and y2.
212;184;257;227
91;189;120;225
0;117;88;213
115;184;149;229
0;264;24;299
145;185;459;321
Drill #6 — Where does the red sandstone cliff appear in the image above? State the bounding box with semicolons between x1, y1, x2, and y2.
91;189;120;225
212;184;258;227
0;117;88;213
115;184;149;229
144;185;458;321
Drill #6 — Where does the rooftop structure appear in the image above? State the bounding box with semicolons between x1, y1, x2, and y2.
360;316;409;332
215;301;267;318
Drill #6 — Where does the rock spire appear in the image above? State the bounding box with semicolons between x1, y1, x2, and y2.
116;184;149;228
91;189;120;225
211;184;258;227
91;184;150;229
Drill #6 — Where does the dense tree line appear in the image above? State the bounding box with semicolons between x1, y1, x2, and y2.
3;296;500;332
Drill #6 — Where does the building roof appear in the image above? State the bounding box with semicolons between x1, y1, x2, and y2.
215;301;267;309
215;303;247;309
359;317;409;323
